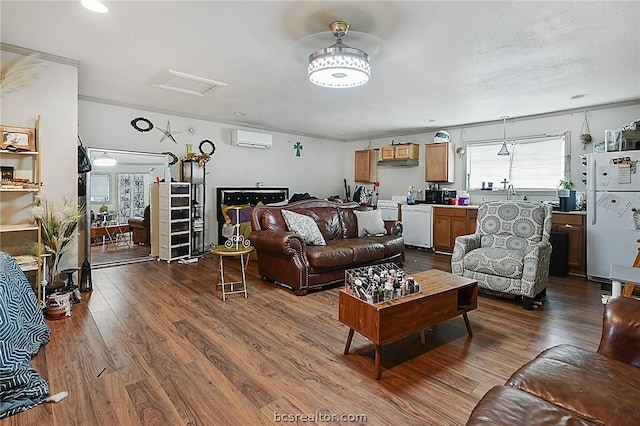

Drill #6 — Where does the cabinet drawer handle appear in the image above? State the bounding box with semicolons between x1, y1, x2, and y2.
564;224;573;228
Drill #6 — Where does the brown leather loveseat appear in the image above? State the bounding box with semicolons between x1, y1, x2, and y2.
249;199;404;295
467;296;640;425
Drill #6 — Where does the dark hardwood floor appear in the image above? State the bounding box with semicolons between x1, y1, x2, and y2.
5;248;606;425
90;240;152;267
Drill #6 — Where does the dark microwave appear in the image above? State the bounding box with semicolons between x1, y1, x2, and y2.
425;189;457;204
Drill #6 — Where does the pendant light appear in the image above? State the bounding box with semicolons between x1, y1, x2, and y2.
308;21;371;88
497;116;510;156
93;151;117;166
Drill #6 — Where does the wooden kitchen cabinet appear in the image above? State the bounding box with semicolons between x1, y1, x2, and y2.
433;207;476;253
354;149;377;183
381;146;395;160
551;213;586;276
468;209;478;234
395;144;420;160
425;142;454;182
379;144;419;161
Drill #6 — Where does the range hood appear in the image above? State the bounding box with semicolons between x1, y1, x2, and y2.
377;158;419;167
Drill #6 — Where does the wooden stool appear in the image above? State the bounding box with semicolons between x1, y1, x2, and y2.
210;245;254;301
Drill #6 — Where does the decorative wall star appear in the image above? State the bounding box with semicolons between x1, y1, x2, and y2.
185;125;197;136
157;121;180;143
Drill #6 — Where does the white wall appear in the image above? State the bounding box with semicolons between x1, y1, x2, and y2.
0;49;79;269
78;100;347;245
6;43;638;260
345;103;640;204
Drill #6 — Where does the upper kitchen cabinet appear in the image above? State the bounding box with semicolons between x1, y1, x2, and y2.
425;142;454;182
381;146;395;160
378;143;420;167
380;143;419;161
354;149;377;183
395;144;420;160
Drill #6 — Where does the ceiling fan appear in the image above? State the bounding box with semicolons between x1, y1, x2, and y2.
295;22;385;62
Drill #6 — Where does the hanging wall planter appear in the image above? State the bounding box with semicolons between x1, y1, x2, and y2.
580;112;592;145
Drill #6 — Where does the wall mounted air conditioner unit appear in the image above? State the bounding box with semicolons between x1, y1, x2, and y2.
231;129;273;149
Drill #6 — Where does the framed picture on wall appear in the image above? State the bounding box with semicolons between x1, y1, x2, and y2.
0;125;36;152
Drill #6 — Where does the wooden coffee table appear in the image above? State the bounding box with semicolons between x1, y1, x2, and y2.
339;269;478;379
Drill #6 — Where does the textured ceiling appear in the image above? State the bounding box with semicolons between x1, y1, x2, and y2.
1;1;639;141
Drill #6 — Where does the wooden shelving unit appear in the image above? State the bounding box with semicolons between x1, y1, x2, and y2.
0;116;43;302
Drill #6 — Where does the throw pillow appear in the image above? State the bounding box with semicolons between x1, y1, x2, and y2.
281;210;326;246
228;207;254;224
354;209;387;237
221;203;250;224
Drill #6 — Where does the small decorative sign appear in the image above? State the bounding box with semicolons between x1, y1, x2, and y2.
1;125;36;151
1;166;14;181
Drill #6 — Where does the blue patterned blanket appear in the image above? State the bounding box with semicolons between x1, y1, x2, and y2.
0;252;50;419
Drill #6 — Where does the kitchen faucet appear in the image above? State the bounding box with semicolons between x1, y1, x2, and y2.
507;184;516;200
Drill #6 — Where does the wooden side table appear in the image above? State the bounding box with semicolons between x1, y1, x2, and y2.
609;264;640;298
211;245;254;301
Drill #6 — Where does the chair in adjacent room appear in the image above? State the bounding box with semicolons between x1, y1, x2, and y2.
128;205;150;245
451;201;553;309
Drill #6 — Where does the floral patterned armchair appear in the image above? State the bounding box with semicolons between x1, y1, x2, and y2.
451;201;553;309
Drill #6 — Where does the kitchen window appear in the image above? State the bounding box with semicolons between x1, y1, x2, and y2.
466;135;567;190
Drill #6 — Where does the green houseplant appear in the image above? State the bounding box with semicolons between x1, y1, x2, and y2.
557;179;574;198
32;195;84;286
559;179;575;190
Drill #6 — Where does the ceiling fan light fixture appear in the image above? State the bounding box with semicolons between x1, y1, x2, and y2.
93;151;117;166
308;21;371;88
81;0;109;14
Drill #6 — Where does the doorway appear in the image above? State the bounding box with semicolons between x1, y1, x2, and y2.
84;149;168;267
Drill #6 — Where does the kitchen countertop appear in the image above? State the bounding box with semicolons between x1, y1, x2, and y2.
430;204;587;215
430;204;479;209
550;210;587;216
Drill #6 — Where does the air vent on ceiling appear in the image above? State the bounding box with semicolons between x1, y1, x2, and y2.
152;70;227;96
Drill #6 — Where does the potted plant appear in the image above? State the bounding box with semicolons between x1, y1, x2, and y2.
557;179;574;198
32;195;84;289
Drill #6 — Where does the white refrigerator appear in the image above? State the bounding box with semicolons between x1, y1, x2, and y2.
586;151;640;282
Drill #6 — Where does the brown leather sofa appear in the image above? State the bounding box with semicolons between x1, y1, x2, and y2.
249;199;404;295
127;205;150;245
467;296;640;425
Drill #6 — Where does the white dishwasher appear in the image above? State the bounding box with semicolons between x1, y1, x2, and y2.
376;196;406;221
400;204;433;249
